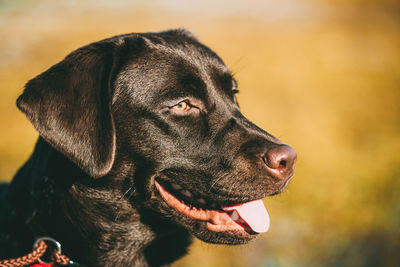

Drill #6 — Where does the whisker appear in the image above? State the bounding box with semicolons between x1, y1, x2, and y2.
114;187;134;221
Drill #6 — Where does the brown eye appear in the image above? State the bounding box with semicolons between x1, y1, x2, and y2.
174;101;192;112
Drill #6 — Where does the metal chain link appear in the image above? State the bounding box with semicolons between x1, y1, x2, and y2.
0;239;70;267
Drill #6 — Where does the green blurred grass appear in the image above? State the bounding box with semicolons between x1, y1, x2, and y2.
1;1;399;266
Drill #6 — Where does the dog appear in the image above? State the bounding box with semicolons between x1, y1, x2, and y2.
0;29;296;266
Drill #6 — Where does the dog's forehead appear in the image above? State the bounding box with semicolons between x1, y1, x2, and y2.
115;33;235;103
143;30;226;67
143;33;231;80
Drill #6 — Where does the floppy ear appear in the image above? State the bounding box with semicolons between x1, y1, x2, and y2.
17;39;125;178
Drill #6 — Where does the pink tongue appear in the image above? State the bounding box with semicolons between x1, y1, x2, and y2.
222;199;270;233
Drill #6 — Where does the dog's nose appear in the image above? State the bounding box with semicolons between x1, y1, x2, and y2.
263;145;297;180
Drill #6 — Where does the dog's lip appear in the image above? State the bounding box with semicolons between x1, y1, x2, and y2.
155;179;221;209
155;180;270;234
155;181;252;233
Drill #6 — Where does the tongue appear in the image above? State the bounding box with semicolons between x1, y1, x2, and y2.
222;199;270;233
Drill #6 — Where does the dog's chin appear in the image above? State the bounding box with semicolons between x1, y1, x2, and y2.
190;221;257;245
153;180;264;245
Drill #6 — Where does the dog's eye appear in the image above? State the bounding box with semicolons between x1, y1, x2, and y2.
173;101;192;112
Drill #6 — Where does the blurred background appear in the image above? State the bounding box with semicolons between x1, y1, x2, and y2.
1;0;399;266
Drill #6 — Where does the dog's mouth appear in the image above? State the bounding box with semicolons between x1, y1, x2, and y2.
155;180;269;234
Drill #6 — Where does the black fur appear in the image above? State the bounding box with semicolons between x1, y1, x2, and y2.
0;29;295;266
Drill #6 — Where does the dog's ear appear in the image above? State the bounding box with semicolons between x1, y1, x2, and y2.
17;39;128;178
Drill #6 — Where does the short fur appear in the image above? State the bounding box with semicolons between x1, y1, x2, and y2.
0;29;295;266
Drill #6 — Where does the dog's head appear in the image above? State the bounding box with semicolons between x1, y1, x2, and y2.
17;29;296;245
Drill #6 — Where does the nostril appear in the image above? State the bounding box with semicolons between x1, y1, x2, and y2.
279;159;287;168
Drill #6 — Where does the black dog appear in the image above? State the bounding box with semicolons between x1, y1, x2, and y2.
0;29;296;266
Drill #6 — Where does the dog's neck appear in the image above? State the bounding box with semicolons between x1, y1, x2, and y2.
3;138;192;266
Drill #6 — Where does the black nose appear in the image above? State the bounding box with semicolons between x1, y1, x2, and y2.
263;145;297;180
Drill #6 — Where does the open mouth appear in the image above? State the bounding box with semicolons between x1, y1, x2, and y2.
155;180;270;234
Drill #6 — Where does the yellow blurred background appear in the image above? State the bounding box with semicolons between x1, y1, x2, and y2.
1;0;399;266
